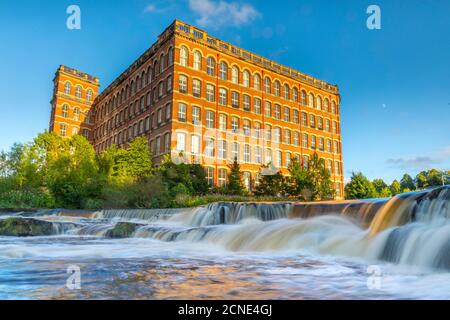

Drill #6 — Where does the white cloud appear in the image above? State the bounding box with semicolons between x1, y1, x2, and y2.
188;0;261;28
386;157;438;170
144;4;157;13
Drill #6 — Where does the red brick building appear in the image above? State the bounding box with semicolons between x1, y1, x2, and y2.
49;20;344;198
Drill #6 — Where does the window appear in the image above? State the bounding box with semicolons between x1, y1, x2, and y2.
206;167;214;186
326;139;332;153
275;151;282;168
178;103;187;122
192;106;201;125
302;112;308;127
164;133;170;153
318;117;323;130
159;54;165;73
332;101;337;114
243;95;250;111
168;47;174;66
318;137;324;151
64;82;71;95
179;75;188;93
284;129;291;144
285;152;291;168
167;76;172;92
283;84;290;100
193;51;202;70
254;98;261;114
157;108;162;124
310;135;316;149
335;161;341;175
255;146;262;164
86;89;93;102
155;136;161;154
301;90;307;105
158;81;164;97
264;101;271;118
253;74;261;90
62;104;69;118
71;127;78;136
244;144;251;163
137;76;141;92
325;119;331;132
219;62;228;80
334;141;339;153
73;107;80;121
332;121;338;134
176;133;186;152
206;111;215;128
294;131;300;147
302;133;308;148
324;99;330;112
243;120;250;136
292;88;298;102
310;114;316;128
243;70;250;87
264;77;271;94
180;46;188;67
191;135;200;155
265;124;272;141
231;143;239;161
75;86;82;98
147;67;152;84
284;107;290;122
308;93;314;108
231;66;239;84
145;116;150;132
316;96;322;110
219;114;227;131
327;159;333;173
206;84;215;102
219;88;227;106
293;110;299;124
207;57;215;76
219;140;227;159
274;81;280;96
254;122;261;139
60;124;67;136
274;104;281;119
166;103;172;121
266;149;272;165
192;79;201;97
205;138;215;157
231;116;239;133
231;91;239;108
219;169;227;187
303;155;309;169
274;127;281;143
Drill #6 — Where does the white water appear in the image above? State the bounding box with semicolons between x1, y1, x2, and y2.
0;186;449;299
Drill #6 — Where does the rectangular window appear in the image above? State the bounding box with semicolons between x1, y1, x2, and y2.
155;136;161;155
206;167;214;186
165;103;171;121
318;137;324;151
219;114;227;131
192;106;201;125
205;138;215;157
178;103;187;122
264;101;271;118
244;144;251;163
274;104;281;119
302;133;308;148
191;135;200;155
206;84;215;102
310;115;315;128
302;112;308;127
218;169;227;187
284;107;290;122
231;117;239;133
176;133;186;152
243;95;250;111
164;133;170;153
311;135;316;149
255;146;262;164
284;129;291;144
219;140;227;159
293;110;299;124
192;79;201;97
157;108;162;124
254;98;261;114
206;111;215;128
179;76;187;93
231;91;239;108
219;88;227;106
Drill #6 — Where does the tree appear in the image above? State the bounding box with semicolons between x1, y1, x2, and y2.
400;173;416;191
226;159;246;196
285;157;311;198
125;137;153;178
415;171;428;189
307;153;334;201
345;172;377;199
372;179;388;194
390;179;401;196
255;166;285;196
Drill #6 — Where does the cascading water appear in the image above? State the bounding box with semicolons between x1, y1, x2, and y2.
0;186;449;299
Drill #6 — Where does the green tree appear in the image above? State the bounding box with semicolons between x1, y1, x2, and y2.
415;171;428;189
307;153;335;200
400;173;416;191
285;157;312;198
390;179;401;196
372;178;388;195
125;137;153;178
345;172;377;199
255;166;285;196
226;159;246;196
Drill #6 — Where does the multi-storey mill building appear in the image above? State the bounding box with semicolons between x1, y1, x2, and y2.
49;20;344;198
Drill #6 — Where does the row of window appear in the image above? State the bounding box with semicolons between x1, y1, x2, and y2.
63;82;94;101
60;104;91;123
178;75;339;115
178;46;338;110
59;123;90;138
177;103;340;135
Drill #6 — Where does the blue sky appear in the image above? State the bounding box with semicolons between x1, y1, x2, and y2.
0;0;449;183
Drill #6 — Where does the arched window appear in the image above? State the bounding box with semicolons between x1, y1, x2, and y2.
231;66;239;84
147;66;152;84
283;84;290;100
308;93;314;108
73;107;80;121
264;77;271;94
219;61;228;80
64;82;71;95
316;96;322;110
86;89;93;102
159;54;165;73
207;57;215;76
332;101;337;114
292;88;298;102
253;74;261;90
324;98;330;112
193;51;202;70
168;47;174;66
273;80;280;96
75;85;82;98
131;80;135;96
142;71;146;87
136;76;141;91
243;70;250;87
62;104;69;118
301;90;307;105
180;46;188;67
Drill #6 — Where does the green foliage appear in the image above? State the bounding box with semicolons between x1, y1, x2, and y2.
345;172;377;199
400;174;416;191
255;166;286;196
225;159;246;196
307;153;335;201
285;157;311;199
390;180;401;196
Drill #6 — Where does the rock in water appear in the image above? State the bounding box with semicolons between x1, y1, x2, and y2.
105;222;143;238
0;218;54;237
